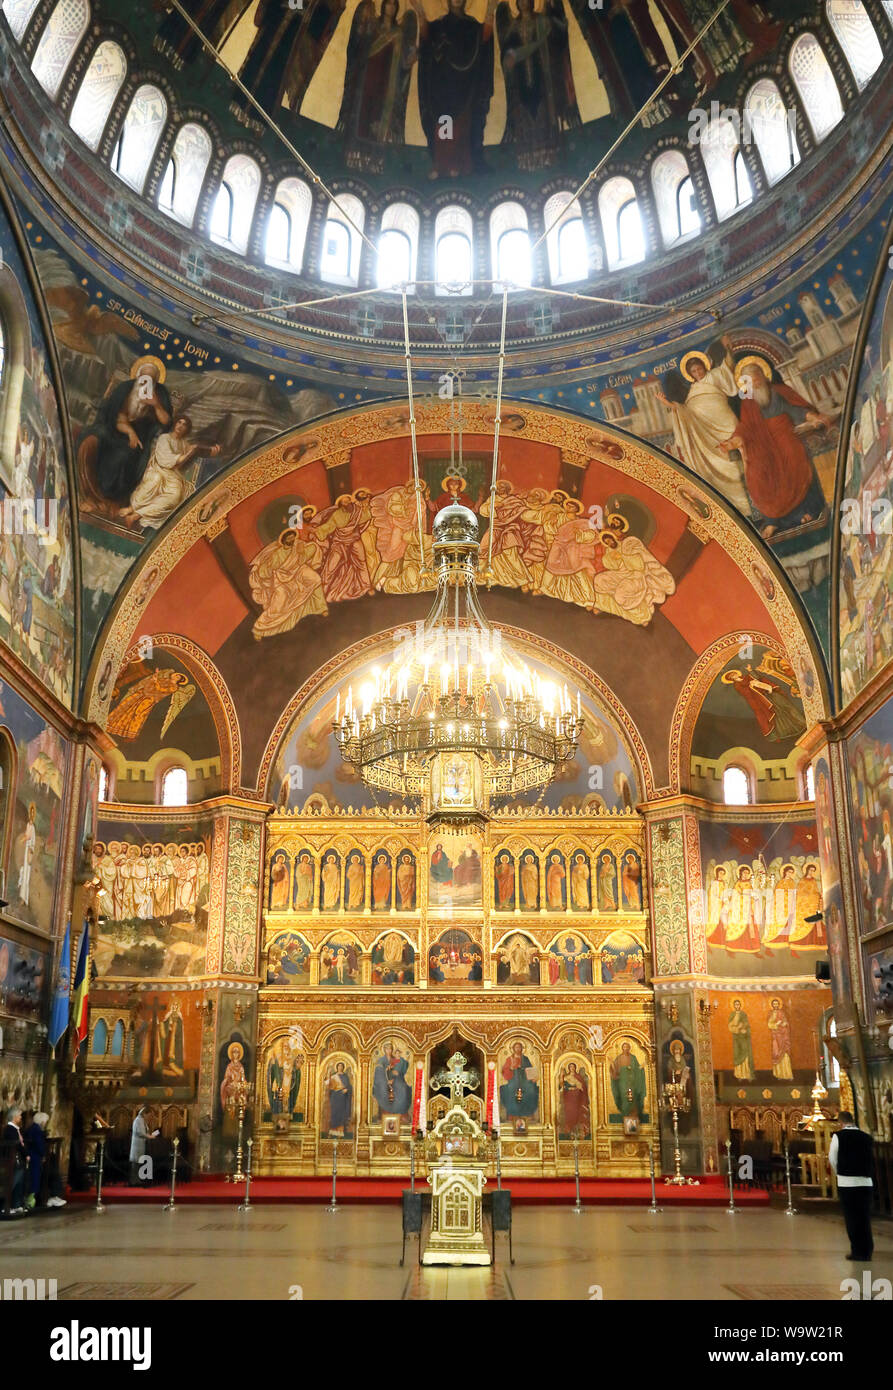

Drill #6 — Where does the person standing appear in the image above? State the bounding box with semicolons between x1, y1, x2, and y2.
829;1112;874;1261
3;1106;29;1216
129;1106;159;1186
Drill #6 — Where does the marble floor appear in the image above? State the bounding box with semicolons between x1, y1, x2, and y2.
0;1202;890;1300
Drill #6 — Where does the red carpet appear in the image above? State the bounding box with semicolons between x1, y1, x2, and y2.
68;1175;769;1206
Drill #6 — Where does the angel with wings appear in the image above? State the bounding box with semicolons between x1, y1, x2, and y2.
107;664;195;742
337;0;417;161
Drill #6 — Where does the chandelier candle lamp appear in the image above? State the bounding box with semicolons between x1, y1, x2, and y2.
333;504;584;822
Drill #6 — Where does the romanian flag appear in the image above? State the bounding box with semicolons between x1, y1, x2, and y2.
71;919;90;1061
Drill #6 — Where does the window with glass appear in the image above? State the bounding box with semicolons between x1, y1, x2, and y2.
68;39;126;151
700;115;752;220
722;765;751;805
490;202;531;290
2;0;42;41
320;194;364;285
265;177;312;271
744;79;800;186
161;765;188;807
651;151;701;246
210;154;260;253
111;84;167;194
598;177;646;267
789;32;845;140
826;0;883;88
30;0;90;99
158;122;212;227
435;206;474;294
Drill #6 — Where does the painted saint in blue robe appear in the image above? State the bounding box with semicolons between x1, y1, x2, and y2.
500;1042;539;1118
325;1062;353;1137
372;1046;412;1116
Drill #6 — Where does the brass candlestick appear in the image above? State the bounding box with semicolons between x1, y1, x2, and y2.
659;1081;699;1186
226;1077;251;1183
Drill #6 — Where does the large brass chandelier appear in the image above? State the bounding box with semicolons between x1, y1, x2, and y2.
332;503;583;819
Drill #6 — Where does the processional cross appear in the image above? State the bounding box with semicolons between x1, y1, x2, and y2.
431;1051;480;1104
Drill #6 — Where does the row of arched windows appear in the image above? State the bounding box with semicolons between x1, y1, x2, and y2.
3;0;888;293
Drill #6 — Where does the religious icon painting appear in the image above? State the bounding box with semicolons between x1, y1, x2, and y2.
548;932;594;985
370;850;392;911
262;1030;304;1123
569;850;591;911
428;928;483;986
266;931;310;985
493;850;516;910
268;848;292;912
496;932;539;985
371;932;415;985
371;1038;413;1124
543;850;567;911
218;1031;250;1142
518;850;539;911
394;850;417;911
619;849;644;911
596;849;619;911
319;937;361;985
292;850;315;912
599;929;645;985
319;850;342;911
428;833;482;908
499;1041;540;1126
344;848;365;913
557;1058;592;1140
321;1056;355;1139
608;1038;649;1132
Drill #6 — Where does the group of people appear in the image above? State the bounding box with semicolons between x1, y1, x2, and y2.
91;839;210;922
249;476;675;642
705;859;824;954
1;1106;66;1217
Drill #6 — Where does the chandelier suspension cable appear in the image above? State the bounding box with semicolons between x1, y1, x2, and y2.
485;289;509;582
533;0;733;255
402;290;428;571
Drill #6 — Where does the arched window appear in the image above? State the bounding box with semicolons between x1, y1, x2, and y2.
826;0;883;88
700;114;752;221
722;765;751;805
68;39;126;151
265;177;312;271
320;194;365;286
543;192;588;284
91;1018;108;1055
435;205;473;295
598;177;645;268
789;33;844;140
110;1019;125;1057
30;0;89;99
804;763;815;801
111;84;167;194
744;79;800;186
2;0;42;41
651;151;701;246
98;763;110;801
161;765;188;807
490;201;531;290
377;202;419;290
885;1;893;27
158;122;212;227
210;154;260;253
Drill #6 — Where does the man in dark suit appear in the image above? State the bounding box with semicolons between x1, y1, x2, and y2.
829;1112;874;1261
2;1106;29;1216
